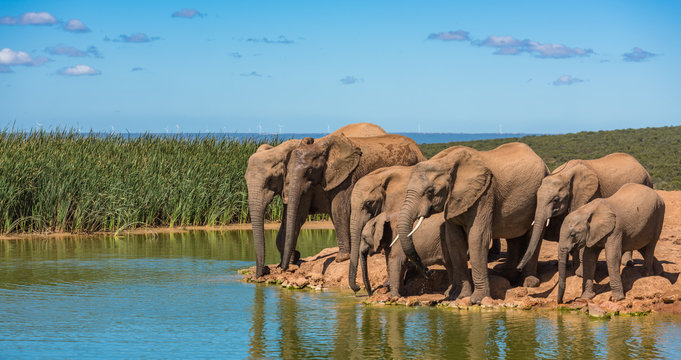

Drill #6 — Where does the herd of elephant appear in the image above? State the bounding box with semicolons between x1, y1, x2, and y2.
246;123;665;304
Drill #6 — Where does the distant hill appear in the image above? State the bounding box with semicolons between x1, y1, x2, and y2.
419;126;681;190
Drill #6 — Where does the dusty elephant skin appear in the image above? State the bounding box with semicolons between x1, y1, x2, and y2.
557;184;665;303
518;153;652;278
246;122;387;277
397;142;549;304
279;134;426;273
241;188;681;315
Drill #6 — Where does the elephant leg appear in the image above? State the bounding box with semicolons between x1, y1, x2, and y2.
467;216;492;304
380;249;391;288
488;238;501;261
274;212;300;265
621;251;634;267
572;246;583;277
508;233;540;287
445;222;471;300
330;194;351;262
639;241;661;276
605;241;625;301
279;197;310;268
388;251;406;298
580;247;600;300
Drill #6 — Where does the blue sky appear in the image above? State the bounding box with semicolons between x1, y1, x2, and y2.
1;1;679;134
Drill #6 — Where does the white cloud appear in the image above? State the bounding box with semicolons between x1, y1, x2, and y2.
105;33;160;43
622;47;656;62
552;75;584;86
59;64;101;76
172;9;204;18
63;19;90;32
474;35;593;58
428;30;470;42
340;76;363;85
45;45;100;58
0;48;49;66
0;11;58;25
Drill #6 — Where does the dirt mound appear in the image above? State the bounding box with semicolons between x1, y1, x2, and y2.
242;191;681;314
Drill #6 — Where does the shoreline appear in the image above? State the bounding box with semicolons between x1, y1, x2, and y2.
0;220;335;241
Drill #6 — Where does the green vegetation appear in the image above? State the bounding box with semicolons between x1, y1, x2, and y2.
421;126;681;190
1;126;679;234
0;130;282;233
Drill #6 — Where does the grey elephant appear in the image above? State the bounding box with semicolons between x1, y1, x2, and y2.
359;212;452;297
246;123;387;277
517;153;653;278
397;142;549;304
557;183;665;303
280;134;426;271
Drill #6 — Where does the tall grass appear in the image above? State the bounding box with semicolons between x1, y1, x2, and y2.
0;130;284;233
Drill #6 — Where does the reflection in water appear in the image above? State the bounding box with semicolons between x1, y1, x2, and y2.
1;230;680;358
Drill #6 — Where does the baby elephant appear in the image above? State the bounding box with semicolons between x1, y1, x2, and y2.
359;212;451;297
557;183;665;303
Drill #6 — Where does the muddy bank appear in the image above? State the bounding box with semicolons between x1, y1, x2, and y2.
242;191;681;316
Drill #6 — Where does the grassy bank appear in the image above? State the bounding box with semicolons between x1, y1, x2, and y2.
0;130;282;233
1;126;679;234
421;126;681;190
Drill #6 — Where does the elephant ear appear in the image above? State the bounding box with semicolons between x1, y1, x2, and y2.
570;164;599;211
256;144;273;152
323;134;361;191
445;150;492;221
372;213;388;252
587;202;616;247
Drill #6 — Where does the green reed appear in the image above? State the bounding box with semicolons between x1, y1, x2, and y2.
0;130;289;233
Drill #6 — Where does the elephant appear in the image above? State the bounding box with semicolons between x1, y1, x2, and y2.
348;165;502;293
280;133;426;271
358;212;451;297
246;123;387;277
517;153;653;278
557;183;665;303
397;142;549;304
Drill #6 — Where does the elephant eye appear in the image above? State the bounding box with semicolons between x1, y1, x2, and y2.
426;188;434;197
552;196;559;203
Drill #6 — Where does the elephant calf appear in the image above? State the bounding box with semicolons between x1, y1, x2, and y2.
359;212;451;297
557;183;665;303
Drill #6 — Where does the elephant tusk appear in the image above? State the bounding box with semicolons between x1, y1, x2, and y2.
408;216;424;237
390;234;399;247
546;218;550;227
531;220;535;226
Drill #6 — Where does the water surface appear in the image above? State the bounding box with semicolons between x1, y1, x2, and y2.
1;230;680;359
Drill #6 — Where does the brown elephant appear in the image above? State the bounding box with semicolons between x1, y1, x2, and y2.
397;142;549;304
517;153;653;278
557;184;664;303
359;212;451;297
280;134;426;271
246;123;387;277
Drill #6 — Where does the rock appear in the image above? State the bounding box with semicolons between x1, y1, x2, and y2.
489;275;511;299
506;287;528;298
661;290;681;304
519;298;538;310
588;303;610;319
455;297;472;308
599;300;624;314
624;274;671;299
480;296;496;307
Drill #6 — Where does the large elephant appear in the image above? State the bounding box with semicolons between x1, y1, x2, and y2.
557;184;664;303
359;212;451;297
517;153;653;276
397;142;549;304
280;134;426;271
246;123;387;277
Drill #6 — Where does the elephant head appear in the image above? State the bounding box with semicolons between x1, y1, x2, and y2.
358;213;393;295
246;138;313;277
557;200;615;303
398;147;491;275
348;167;411;292
280;134;361;270
517;162;599;271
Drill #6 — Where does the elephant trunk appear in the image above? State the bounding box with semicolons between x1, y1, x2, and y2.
247;180;271;277
360;240;373;296
557;246;570;303
280;176;304;271
517;207;551;271
398;190;428;276
348;208;370;292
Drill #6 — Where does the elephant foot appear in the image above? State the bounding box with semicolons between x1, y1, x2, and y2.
469;288;490;305
522;275;540;288
255;265;270;277
654;260;664;275
610;292;625;302
580;290;596;300
335;252;350;263
621;252;633;267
